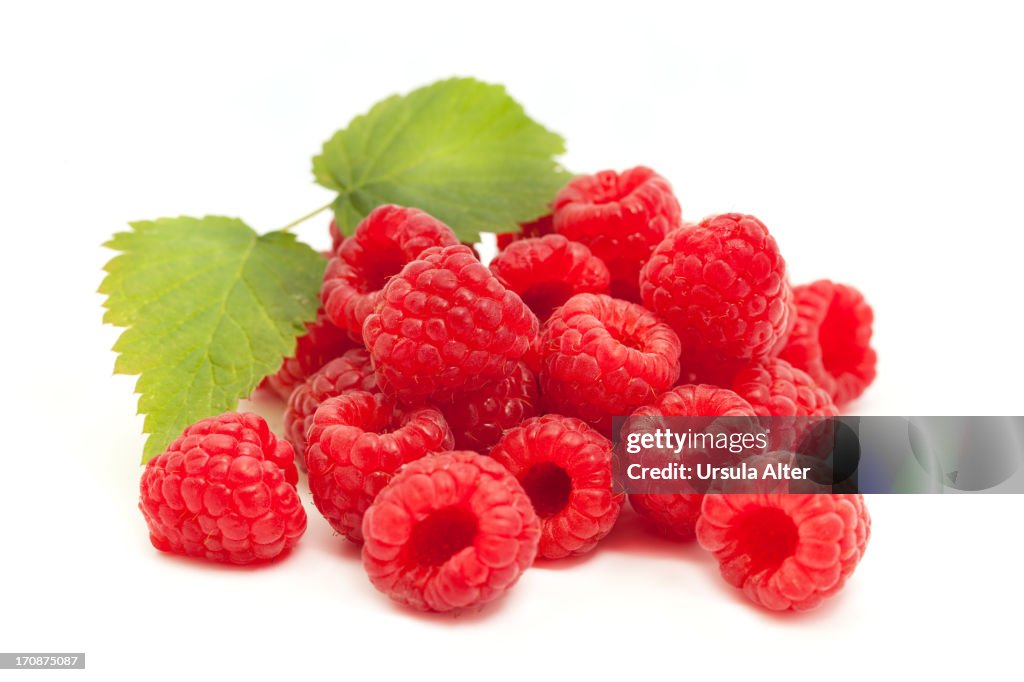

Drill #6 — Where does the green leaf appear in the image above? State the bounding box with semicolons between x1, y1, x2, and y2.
313;77;571;242
100;216;325;462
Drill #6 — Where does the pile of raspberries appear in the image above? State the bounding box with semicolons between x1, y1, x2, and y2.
139;167;875;614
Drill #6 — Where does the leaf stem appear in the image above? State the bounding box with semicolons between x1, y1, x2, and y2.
278;202;333;232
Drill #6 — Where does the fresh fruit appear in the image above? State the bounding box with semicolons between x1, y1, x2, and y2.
321;204;459;340
489;414;622;559
780;280;877;407
363;244;539;403
305;391;454;542
139;413;306;564
640;213;794;379
697;493;870;611
537;293;680;432
489;234;610;321
110;76;880;615
362;450;541;612
554;167;681;301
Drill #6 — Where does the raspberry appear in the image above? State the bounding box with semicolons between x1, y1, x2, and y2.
627;385;757;540
321;205;458;339
139;413;306;564
305;391;454;543
363;244;539;403
432;361;539;452
260;308;356;400
362;450;541;612
489;414;622;559
489;234;610;321
732;357;838;418
697;494;871;611
537;293;681;432
554;167;681;301
779;280;877;407
640;214;795;375
283;348;378;459
497;214;555;251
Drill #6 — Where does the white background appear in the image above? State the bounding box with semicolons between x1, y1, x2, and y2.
2;1;1023;679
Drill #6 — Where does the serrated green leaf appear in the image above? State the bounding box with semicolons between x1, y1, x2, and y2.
313;77;571;242
100;216;325;462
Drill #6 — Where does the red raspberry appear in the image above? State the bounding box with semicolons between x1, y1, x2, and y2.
497;214;555;251
362;450;541;612
732;357;838;417
537;293;681;432
489;414;623;559
627;385;757;540
260;308;357;401
283;348;378;459
489;234;610;321
554;167;681;301
640;214;795;375
363;244;539;403
779;280;877;407
432;361;539;452
139;413;306;564
697;494;871;611
321;205;458;339
305;391;454;543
